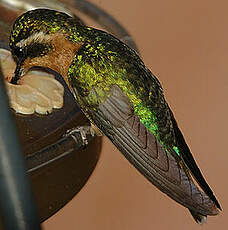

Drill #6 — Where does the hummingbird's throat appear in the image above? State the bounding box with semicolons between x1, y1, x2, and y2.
23;33;82;90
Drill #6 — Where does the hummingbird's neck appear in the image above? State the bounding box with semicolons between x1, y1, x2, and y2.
24;33;82;89
48;33;82;88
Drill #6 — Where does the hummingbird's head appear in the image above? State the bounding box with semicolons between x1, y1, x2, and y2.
9;8;81;84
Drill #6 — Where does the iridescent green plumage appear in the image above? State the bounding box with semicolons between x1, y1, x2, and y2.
68;36;176;152
9;9;221;224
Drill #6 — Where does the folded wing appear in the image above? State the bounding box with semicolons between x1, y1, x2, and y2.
90;85;219;218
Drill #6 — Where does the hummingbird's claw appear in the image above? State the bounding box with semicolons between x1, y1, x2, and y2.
64;125;95;147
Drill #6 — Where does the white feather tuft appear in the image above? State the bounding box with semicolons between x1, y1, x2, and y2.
16;31;51;48
197;215;207;225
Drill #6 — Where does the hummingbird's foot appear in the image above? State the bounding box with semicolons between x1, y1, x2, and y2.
64;125;98;147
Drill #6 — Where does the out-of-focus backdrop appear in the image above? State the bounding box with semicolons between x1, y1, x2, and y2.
44;0;227;229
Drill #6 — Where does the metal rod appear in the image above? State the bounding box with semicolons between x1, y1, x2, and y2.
0;69;41;230
26;127;94;173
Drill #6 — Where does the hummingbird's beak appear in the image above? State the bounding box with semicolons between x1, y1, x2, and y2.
11;62;24;84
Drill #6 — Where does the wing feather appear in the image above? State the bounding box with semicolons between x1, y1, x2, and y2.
170;114;222;210
92;85;219;216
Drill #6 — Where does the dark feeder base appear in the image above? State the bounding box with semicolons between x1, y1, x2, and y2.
13;72;101;222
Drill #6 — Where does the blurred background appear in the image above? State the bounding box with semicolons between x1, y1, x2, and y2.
40;0;227;229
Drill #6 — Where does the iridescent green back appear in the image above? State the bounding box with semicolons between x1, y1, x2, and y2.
67;28;178;155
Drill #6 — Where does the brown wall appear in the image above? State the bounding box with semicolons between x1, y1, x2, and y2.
44;0;227;229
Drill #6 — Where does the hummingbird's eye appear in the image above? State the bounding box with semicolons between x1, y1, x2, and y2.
12;46;25;60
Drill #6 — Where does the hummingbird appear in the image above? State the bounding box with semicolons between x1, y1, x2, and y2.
9;8;221;224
